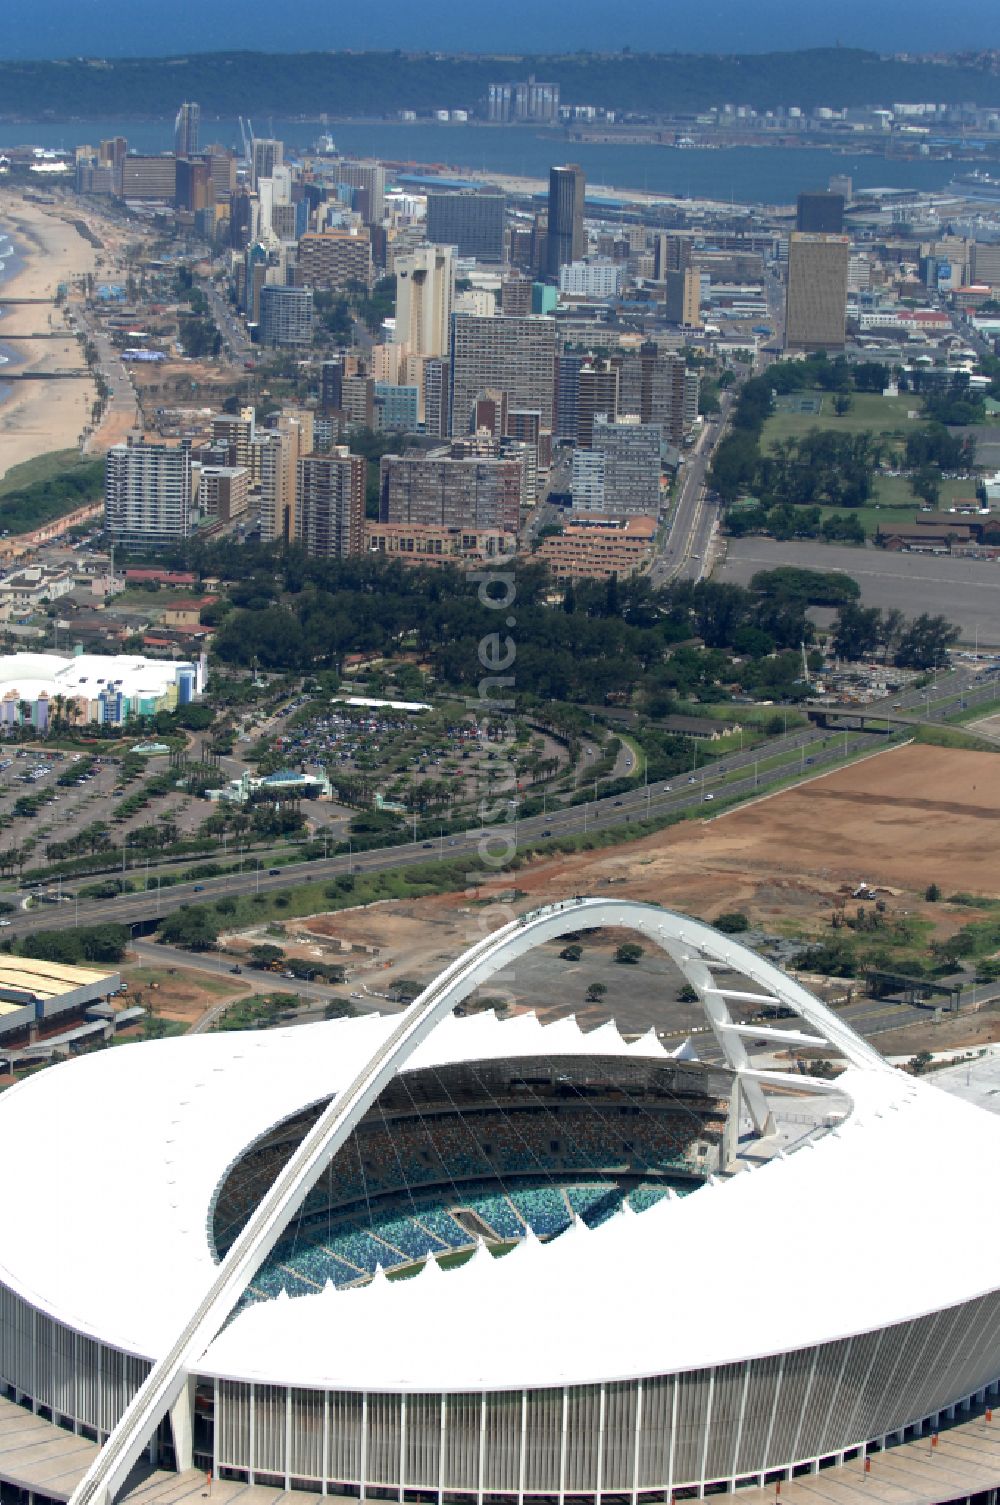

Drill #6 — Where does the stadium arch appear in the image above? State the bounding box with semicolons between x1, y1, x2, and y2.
69;898;886;1505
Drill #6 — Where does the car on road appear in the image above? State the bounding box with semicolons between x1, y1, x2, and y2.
542;828;552;836
268;867;280;875
422;842;433;849
703;794;715;802
193;884;205;892
613;800;623;807
229;965;242;975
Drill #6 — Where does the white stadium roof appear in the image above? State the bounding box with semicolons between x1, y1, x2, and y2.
1;1006;998;1391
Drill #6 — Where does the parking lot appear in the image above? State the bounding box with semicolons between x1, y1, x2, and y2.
716;538;1000;646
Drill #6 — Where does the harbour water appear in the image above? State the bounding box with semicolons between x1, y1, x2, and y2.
0;118;975;205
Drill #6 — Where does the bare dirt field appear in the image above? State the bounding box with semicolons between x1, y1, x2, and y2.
298;744;1000;1042
119;964;247;1029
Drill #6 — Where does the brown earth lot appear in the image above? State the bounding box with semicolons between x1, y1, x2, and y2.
298;745;1000;1040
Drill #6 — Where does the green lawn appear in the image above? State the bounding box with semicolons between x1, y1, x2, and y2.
762;392;923;450
0;449;90;497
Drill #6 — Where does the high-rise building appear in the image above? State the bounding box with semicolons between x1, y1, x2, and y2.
501;273;532;317
394;244;455;358
380;452;522;533
105;436;192;548
211;408;258;481
559;260;621;299
297;450;366;558
174;158;213;214
329;161;385;226
296;230;373;292
423;357;450;439
664;268;702;328
425;192;505;262
251;139;283;191
258;409;313;544
174;102;200;159
784;233;850;352
259;286;314;347
571;416;661;517
619;344;699;447
373;383;419;434
449;314;558;435
653;232;692;280
119;156;177;201
796;192;845;234
546;165;585;279
970;242;1000;288
577;359;619;448
198;465;249;523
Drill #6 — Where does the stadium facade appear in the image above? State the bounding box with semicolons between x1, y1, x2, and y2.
0;900;998;1505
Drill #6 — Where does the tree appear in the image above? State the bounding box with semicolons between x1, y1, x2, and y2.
157;905;220;951
894;614;960;671
614;942;644;965
832;602;883;663
585;982;607;1001
714;911;750;934
925;883;941;903
910;465;940;508
559;943;583;961
833;393;853;416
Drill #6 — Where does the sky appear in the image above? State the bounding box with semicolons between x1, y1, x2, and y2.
1;0;997;58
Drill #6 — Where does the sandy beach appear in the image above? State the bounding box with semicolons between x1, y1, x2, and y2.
0;191;99;483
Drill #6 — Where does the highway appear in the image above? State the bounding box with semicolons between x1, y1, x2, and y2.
2;667;993;945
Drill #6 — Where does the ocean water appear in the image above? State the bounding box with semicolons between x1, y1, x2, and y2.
0;118;973;205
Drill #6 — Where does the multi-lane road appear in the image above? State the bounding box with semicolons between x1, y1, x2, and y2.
3;667;994;945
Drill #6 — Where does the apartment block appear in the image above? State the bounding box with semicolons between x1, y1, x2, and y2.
449;314;557;435
297;450;366;559
105;436;192;547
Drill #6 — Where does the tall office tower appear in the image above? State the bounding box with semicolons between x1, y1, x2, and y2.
297;450;366;558
784;233;850;352
99;136;128;172
330;161;386;226
395;245;456;358
546;165;585;278
556;348;583;442
796;191;845;234
104;436;192;548
507;225;533;270
450;314;558;435
379;452;523;532
576;359;619;448
174;102;200;158
619;344;699;446
320;359;345;414
653;232;692;280
251;138;283;190
258;409;313;544
258;286;314;347
174;158;213;213
423;357;450;438
828;173;852;203
664;267;702;328
426;192;506;262
296;229;373;292
229;189;255;249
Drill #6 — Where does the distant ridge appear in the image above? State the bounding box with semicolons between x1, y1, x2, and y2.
1;47;1000;120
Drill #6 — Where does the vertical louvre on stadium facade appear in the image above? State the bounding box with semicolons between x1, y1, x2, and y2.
6;1265;1000;1496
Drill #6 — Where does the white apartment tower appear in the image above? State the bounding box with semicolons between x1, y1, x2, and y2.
394;244;456;359
104;436;192;548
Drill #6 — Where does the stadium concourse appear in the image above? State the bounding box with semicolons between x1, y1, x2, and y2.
1;899;1000;1505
